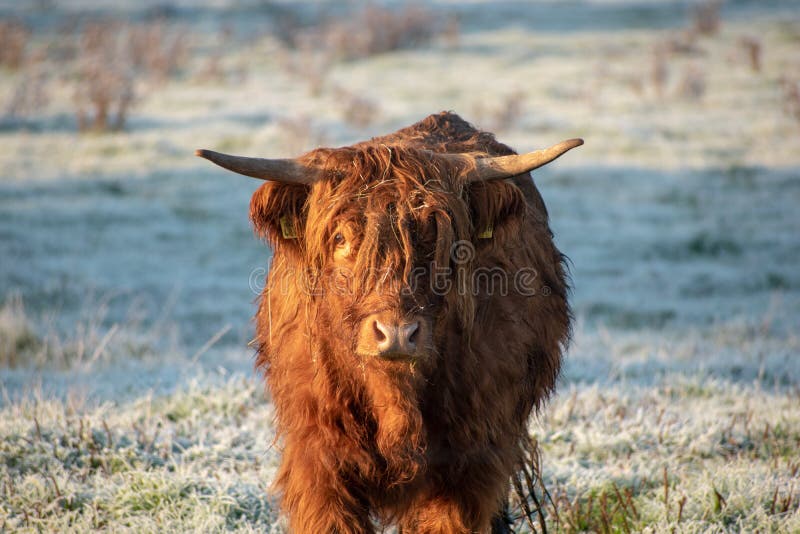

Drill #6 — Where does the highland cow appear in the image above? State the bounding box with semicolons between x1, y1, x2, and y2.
196;112;581;533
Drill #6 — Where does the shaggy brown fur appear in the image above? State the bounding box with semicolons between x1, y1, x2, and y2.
250;112;571;533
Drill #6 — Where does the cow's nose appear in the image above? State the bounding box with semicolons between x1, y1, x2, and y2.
372;319;419;358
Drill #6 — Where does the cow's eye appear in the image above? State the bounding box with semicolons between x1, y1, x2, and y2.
333;232;346;246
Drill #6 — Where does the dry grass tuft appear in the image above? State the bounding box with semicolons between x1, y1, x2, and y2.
309;4;437;61
677;63;707;101
72;22;135;132
69;19;189;132
4;66;49;120
333;87;380;129
691;0;723;36
738;36;763;72
0;294;41;368
471;90;526;133
127;20;187;84
276;3;446;96
276;115;328;155
279;47;331;96
0;19;30;70
781;78;800;123
660;29;703;56
547;484;641;533
0;294;164;370
650;45;670;98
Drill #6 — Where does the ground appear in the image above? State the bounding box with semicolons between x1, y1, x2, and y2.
1;0;799;532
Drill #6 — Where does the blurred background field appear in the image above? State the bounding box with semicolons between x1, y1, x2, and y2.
1;0;799;531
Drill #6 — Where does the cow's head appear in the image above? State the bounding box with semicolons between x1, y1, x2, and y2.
195;139;581;369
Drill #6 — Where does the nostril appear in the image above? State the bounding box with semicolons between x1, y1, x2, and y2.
406;322;420;346
373;320;388;343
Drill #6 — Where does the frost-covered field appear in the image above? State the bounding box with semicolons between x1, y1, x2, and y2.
2;0;800;531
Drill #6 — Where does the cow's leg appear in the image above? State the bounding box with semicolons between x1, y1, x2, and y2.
399;495;470;533
281;480;373;534
398;493;497;534
276;450;374;534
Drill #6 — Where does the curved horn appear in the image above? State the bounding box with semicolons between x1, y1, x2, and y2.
459;138;584;182
194;149;319;185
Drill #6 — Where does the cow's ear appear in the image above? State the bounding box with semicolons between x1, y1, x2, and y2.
468;180;527;241
250;181;309;256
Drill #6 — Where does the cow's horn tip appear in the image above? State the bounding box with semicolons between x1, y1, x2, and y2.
195;148;211;159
